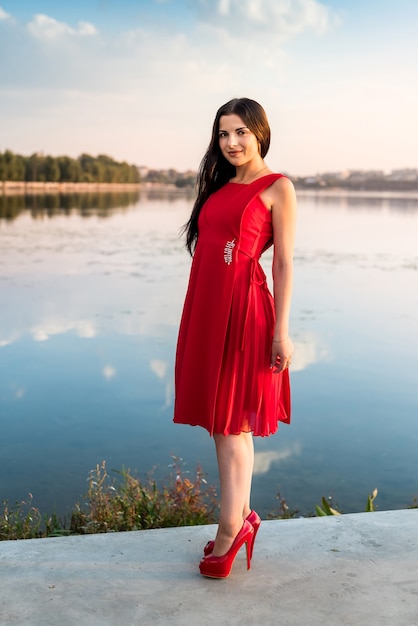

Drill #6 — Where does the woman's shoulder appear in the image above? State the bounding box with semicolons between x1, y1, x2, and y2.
260;173;296;211
269;172;294;186
269;174;296;197
256;171;295;192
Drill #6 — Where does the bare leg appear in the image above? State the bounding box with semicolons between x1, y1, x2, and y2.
242;433;254;519
212;432;254;556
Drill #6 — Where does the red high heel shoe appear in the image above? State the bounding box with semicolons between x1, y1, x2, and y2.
199;520;254;579
203;510;261;559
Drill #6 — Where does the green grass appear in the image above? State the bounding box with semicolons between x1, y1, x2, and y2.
1;458;217;541
1;460;417;540
70;459;218;534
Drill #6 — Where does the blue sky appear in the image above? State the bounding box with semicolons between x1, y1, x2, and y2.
1;0;417;174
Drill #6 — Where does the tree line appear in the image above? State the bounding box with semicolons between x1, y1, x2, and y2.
0;150;140;184
143;168;196;187
0;190;141;221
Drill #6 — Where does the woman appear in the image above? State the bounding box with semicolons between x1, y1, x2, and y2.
173;97;296;578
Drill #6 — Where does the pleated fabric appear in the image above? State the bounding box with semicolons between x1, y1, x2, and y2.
174;174;291;437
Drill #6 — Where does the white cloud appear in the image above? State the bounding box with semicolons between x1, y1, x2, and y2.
32;328;49;342
0;335;17;347
76;321;96;338
103;365;116;380
195;0;340;39
291;331;329;372
0;6;11;20
0;2;335;170
150;359;168;379
30;319;97;341
78;21;98;36
27;14;98;41
253;443;302;475
1;2;415;174
150;359;173;410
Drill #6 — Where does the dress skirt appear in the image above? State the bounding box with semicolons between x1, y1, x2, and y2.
173;174;291;436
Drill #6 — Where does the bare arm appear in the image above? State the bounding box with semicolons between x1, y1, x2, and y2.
269;177;297;372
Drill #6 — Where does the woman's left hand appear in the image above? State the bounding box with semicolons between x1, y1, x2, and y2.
270;336;294;373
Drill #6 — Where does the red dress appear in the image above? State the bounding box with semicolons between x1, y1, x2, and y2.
173;174;291;436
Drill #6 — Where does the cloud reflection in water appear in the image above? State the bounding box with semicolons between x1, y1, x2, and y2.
254;443;302;476
30;319;97;342
103;366;116;380
150;359;173;410
292;331;330;372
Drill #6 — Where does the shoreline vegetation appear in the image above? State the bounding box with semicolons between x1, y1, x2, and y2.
2;155;417;538
1;149;418;194
1;459;417;541
3;180;418;198
1;180;142;195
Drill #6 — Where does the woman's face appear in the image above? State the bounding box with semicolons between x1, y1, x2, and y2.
218;114;260;167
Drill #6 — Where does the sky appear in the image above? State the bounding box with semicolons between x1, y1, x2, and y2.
0;0;417;176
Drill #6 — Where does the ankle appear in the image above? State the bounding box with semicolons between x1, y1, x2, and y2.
213;521;243;556
217;520;243;540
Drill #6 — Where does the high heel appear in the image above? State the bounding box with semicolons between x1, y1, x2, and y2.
247;510;261;559
199;520;253;579
203;510;261;559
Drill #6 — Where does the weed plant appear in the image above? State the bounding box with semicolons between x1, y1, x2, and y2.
0;494;65;541
2;461;418;541
0;458;217;540
70;459;218;534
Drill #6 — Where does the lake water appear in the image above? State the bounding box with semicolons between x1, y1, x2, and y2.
1;189;417;520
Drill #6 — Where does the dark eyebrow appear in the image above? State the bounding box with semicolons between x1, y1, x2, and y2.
218;126;249;133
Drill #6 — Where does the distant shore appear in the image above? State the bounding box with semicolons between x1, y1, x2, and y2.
1;181;141;195
295;187;418;199
2;180;418;199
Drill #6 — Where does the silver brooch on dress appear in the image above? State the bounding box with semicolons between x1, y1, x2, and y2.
223;238;236;265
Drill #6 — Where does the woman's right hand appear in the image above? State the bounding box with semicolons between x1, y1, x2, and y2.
270;336;293;373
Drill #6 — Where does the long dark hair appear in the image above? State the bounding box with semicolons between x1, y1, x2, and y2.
184;97;271;255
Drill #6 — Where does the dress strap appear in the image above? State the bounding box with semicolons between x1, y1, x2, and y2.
229;173;285;204
245;173;285;193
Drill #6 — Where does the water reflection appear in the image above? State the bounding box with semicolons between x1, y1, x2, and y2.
31;319;97;341
1;190;417;518
150;358;172;410
1;312;326;378
103;366;116;380
0;187;197;222
140;187;196;203
0;190;142;221
291;332;330;372
253;443;302;475
297;190;418;213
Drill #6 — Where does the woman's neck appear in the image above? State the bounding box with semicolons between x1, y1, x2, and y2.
232;163;269;185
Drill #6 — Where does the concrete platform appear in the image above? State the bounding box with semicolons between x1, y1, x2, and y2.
1;509;417;625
